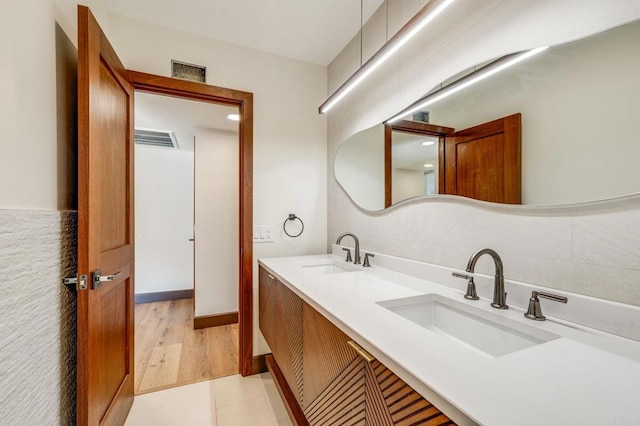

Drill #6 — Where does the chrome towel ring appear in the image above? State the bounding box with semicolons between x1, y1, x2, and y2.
283;214;304;238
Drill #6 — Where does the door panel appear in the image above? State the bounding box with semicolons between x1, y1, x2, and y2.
77;5;134;425
98;62;129;251
444;113;521;204
455;133;504;201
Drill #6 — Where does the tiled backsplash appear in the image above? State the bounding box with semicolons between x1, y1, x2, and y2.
329;192;640;308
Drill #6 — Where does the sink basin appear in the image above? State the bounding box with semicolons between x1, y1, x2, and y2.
378;294;560;357
301;263;356;275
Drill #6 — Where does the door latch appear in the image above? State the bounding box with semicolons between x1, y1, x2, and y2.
92;270;122;289
63;274;88;290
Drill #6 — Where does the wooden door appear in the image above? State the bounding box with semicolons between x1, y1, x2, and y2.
77;6;135;425
443;113;521;204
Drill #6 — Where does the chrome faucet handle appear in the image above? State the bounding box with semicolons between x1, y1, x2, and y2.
342;248;352;262
452;272;479;300
363;253;374;267
524;291;568;321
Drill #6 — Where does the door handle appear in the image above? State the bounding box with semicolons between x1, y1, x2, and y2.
92;270;122;289
189;238;195;241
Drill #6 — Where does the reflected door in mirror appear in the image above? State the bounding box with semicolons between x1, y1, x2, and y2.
443;113;521;204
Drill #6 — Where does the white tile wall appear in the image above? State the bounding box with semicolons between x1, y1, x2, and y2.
0;210;77;425
328;194;640;307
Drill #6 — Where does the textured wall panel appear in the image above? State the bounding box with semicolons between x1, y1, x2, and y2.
0;210;77;425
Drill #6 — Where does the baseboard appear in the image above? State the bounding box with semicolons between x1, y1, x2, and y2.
252;355;267;374
265;354;308;426
194;311;238;329
135;289;194;304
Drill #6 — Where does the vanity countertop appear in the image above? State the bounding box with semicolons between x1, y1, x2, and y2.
259;252;640;426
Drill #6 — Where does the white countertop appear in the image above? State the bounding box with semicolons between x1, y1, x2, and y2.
259;251;640;426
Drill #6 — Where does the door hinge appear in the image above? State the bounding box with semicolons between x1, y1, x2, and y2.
63;274;88;291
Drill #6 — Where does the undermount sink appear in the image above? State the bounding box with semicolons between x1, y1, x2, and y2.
301;263;356;275
378;294;560;357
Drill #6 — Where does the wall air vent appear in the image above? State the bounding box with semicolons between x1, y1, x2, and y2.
171;60;206;83
134;128;179;149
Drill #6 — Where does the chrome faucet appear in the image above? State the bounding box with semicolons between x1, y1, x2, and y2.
466;248;508;309
336;232;361;264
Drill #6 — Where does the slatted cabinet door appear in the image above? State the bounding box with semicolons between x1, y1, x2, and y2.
302;303;366;424
259;267;304;406
259;267;277;348
366;361;455;426
273;279;304;406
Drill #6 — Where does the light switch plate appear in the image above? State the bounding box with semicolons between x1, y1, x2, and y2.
253;226;274;243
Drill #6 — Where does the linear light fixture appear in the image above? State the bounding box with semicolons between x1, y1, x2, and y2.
318;0;457;114
386;46;549;124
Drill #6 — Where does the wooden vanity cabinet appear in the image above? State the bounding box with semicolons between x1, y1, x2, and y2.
259;266;304;406
259;266;455;426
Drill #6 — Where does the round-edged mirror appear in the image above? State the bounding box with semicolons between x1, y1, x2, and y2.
335;19;640;211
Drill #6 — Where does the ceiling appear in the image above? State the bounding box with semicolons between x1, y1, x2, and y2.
135;92;238;151
106;0;385;65
391;132;439;171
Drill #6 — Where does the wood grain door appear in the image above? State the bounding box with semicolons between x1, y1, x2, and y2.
77;6;135;425
443;113;521;204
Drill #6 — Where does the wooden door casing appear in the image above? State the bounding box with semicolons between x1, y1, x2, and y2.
443;113;521;204
77;5;135;426
127;71;255;377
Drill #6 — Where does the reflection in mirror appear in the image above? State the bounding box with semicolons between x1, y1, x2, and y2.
390;131;439;203
383;120;454;208
335;19;640;210
334;124;385;211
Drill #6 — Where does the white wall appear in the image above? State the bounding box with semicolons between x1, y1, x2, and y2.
194;129;239;317
0;0;109;211
107;13;327;354
392;169;424;204
135;146;194;295
327;0;640;307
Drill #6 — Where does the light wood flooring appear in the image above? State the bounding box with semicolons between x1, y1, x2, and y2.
134;298;239;394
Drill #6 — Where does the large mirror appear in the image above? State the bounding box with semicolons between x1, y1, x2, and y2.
335;19;640;211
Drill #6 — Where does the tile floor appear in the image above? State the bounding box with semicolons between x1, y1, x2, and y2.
125;373;293;426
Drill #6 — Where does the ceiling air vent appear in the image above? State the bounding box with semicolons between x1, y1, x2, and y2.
134;128;179;149
171;60;206;83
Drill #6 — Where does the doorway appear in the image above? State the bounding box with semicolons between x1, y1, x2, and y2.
133;91;241;393
129;71;255;378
